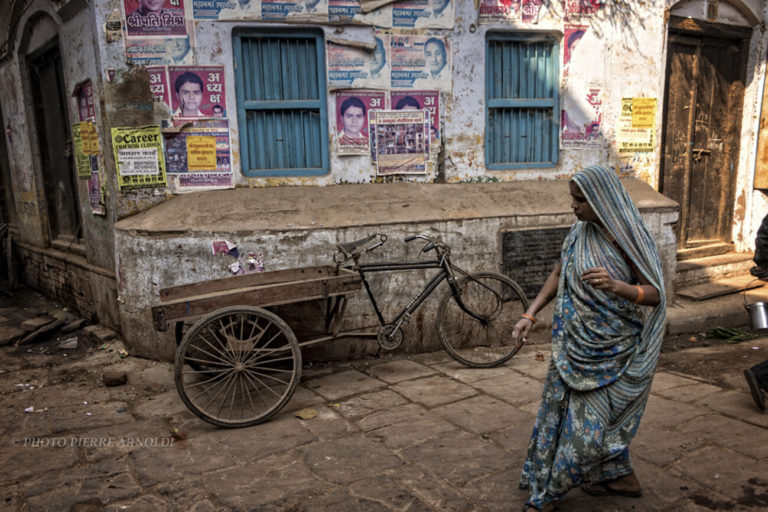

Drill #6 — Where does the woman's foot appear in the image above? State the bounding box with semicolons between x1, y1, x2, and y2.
524;503;555;512
581;473;642;497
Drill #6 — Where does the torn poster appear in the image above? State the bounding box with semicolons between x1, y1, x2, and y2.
124;33;194;66
88;156;106;216
479;0;520;23
391;0;453;29
123;0;187;38
327;35;390;90
193;0;261;19
168;66;227;119
390;35;450;91
163;119;233;192
561;83;603;148
389;90;439;155
329;0;391;25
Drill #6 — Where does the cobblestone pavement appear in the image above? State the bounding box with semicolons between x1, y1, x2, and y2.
1;292;768;510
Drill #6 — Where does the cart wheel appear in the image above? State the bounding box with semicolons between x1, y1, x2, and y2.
437;272;529;368
175;306;301;428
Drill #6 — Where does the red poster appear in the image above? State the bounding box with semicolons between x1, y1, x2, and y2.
73;80;95;122
168;66;226;119
389;90;440;149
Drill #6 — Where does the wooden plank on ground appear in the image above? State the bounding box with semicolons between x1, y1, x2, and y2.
676;275;765;301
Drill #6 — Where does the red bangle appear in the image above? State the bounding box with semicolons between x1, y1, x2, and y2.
521;313;536;324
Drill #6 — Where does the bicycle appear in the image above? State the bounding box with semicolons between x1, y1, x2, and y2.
155;233;529;428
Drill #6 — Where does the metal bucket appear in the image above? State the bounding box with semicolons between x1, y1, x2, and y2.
746;302;768;333
744;279;768;333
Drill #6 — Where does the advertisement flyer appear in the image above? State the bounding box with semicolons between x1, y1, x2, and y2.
374;110;428;175
168;66;226;119
163;119;232;191
479;0;520;23
261;0;328;20
617;97;657;152
111;125;168;189
336;90;386;155
327;36;390;90
328;0;390;25
193;0;261;19
391;0;453;29
123;0;187;38
561;84;603;148
88;156;106;216
389;90;439;154
124;34;194;66
72;124;91;179
390;35;450;91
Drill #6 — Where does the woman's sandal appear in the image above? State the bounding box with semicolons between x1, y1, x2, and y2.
581;480;642;498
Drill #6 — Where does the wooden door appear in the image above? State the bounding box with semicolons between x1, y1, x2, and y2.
28;43;81;243
661;29;747;259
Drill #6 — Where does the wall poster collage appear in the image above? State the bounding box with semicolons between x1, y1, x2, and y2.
71;80;105;215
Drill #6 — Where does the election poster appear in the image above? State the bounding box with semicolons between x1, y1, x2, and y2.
123;0;187;38
147;66;172;113
563;24;588;80
327;36;390;90
111;126;168;189
163;119;233;191
561;84;603;148
88;156;106;216
391;0;453;29
564;0;602;19
479;0;520;23
193;0;261;19
168;66;227;119
261;0;328;20
390;35;450;91
336;91;386;155
374;110;428;175
328;0;390;25
124;34;194;66
520;0;543;22
617;97;657;152
73;80;95;122
389;90;439;155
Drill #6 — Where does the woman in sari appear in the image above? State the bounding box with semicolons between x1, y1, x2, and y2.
512;165;666;512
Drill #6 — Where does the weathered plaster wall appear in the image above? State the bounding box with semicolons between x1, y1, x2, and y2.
114;179;678;361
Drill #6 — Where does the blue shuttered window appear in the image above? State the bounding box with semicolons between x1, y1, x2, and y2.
485;34;559;170
234;30;329;176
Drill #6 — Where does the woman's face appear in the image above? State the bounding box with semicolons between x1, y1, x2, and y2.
342;105;365;137
569;181;600;223
424;42;446;75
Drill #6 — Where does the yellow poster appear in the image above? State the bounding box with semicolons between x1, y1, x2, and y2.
80;121;99;155
617;98;656;153
631;98;657;129
186;135;217;171
72;123;91;179
111;125;167;190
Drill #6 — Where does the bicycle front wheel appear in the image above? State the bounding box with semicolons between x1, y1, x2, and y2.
437;272;529;368
175;306;301;428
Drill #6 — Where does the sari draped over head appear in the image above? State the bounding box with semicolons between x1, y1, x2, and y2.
520;165;666;508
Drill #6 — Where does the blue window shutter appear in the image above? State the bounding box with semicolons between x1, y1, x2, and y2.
234;30;329;176
485;34;559;170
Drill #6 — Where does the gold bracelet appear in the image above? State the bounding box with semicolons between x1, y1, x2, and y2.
633;285;645;304
521;313;536;324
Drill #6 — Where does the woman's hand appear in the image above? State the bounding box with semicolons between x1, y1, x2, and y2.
581;267;618;293
512;317;534;348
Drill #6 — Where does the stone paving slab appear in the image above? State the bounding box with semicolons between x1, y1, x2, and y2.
4;331;768;511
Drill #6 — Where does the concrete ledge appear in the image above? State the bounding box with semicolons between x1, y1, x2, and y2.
667;285;768;334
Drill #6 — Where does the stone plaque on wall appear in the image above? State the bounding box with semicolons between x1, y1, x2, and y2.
502;226;571;297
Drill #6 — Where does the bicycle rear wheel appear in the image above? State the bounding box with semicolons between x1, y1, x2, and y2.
175;306;301;428
437;272;529;368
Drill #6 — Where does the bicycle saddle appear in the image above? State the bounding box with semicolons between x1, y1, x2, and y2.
336;234;382;255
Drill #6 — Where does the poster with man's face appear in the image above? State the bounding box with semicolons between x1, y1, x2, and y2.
168;66;227;119
123;0;187;38
335;90;385;155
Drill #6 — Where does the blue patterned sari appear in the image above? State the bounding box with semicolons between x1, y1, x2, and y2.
520;166;666;509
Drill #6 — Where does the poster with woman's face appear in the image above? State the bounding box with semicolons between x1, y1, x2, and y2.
168;66;226;119
335;90;386;155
